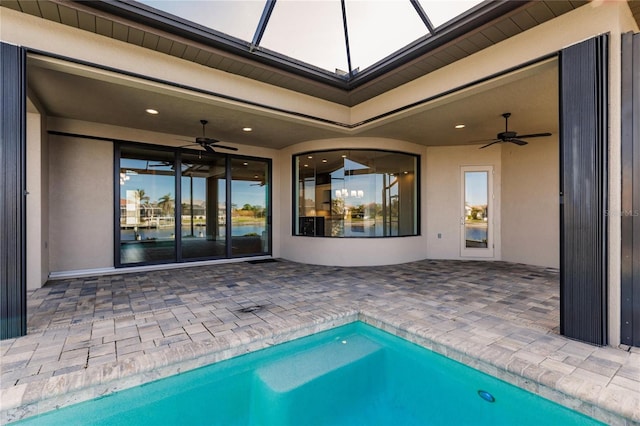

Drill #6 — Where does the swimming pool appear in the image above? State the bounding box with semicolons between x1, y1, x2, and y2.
14;322;601;425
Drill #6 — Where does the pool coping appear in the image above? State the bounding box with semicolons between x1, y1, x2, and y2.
1;307;639;425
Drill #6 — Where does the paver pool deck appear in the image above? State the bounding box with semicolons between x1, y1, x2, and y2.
1;259;638;424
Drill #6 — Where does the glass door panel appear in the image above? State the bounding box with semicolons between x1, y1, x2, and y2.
461;166;494;258
119;147;176;264
181;152;226;260
231;158;269;256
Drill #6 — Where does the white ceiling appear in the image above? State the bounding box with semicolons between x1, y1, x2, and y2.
27;54;558;151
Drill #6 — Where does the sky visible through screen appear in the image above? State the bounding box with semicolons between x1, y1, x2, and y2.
138;0;483;73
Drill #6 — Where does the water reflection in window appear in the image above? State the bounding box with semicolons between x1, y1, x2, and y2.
181;153;226;260
119;148;176;264
464;171;488;248
231;158;270;255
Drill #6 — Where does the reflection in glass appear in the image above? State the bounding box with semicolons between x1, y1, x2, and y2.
231;158;270;255
181;152;226;259
464;171;488;248
294;150;418;238
120;147;176;264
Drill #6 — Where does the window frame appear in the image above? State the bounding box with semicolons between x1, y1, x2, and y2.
115;141;272;267
291;148;420;238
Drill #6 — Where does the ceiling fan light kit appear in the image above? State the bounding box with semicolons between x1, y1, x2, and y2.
479;112;552;149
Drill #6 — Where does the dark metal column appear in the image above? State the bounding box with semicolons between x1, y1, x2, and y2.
559;35;609;346
621;32;640;347
1;42;27;340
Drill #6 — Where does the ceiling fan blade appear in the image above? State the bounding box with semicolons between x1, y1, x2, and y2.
479;140;501;149
203;144;215;153
179;143;199;148
210;144;238;151
509;139;528;146
516;132;552;139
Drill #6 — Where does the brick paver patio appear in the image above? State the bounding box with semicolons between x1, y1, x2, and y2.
1;259;638;424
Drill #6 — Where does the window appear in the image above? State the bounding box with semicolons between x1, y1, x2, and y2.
118;144;271;266
294;149;418;237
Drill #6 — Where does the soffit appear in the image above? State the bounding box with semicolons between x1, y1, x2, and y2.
26;53;559;150
630;0;640;28
3;0;586;106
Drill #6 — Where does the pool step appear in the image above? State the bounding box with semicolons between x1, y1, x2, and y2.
256;334;383;393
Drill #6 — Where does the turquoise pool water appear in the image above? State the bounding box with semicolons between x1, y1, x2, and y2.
15;322;602;425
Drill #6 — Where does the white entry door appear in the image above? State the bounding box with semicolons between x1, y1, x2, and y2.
460;166;494;258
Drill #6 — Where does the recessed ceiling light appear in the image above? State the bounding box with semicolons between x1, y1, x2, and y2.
307;156;313;159
242;127;252;132
322;159;328;163
146;108;159;115
455;124;465;129
341;155;347;158
243;162;248;166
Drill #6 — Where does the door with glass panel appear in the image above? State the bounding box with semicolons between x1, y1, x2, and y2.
460;166;494;258
181;152;226;260
119;146;176;265
230;158;270;256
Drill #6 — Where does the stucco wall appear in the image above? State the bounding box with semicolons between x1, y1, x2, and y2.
279;137;428;266
501;138;559;268
49;134;114;272
26;108;49;289
425;145;502;261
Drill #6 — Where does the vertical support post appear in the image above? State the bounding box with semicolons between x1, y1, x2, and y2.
1;42;27;340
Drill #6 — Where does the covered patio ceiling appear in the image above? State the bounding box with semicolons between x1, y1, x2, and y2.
27;52;558;151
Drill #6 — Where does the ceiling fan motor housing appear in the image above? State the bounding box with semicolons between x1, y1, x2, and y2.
498;131;517;140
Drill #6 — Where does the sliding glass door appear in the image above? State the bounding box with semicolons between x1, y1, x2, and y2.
181;152;227;260
117;144;270;266
119;146;176;264
231;158;270;256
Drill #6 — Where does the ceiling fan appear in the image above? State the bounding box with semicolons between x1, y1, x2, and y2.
181;120;239;153
479;113;551;149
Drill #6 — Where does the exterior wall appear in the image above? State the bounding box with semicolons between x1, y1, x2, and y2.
425;145;502;261
26;106;49;289
279;138;428;266
48;133;113;272
502;137;559;268
46;118;280;275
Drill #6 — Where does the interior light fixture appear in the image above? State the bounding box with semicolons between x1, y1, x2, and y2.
307;156;313;159
455;124;465;129
243;162;248;166
322;159;328;163
242;127;252;132
145;108;159;115
341;155;347;158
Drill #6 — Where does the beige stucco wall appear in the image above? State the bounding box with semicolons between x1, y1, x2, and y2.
46;117;280;273
501;138;559;268
279;137;428;266
48;134;114;272
425;145;502;261
26;107;50;289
